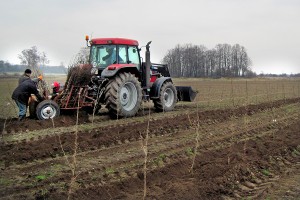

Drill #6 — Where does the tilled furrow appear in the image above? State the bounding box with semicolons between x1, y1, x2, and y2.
1;99;299;167
1;102;299;199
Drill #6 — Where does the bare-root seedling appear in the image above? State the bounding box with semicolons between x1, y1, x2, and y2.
67;90;81;200
189;103;200;173
140;107;151;200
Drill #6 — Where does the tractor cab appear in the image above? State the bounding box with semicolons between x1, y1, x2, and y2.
88;38;142;75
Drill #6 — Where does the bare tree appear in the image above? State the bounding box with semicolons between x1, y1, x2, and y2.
206;49;217;77
18;46;49;76
73;47;90;65
40;52;50;67
223;44;232;77
231;44;241;76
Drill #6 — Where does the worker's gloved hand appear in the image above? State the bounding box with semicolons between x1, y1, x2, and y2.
37;96;45;102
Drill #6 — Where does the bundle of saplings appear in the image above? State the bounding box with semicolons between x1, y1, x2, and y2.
57;48;92;107
64;64;92;91
57;64;92;107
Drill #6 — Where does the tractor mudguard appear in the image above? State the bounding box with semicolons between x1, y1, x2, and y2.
149;77;172;99
101;64;139;78
101;66;119;77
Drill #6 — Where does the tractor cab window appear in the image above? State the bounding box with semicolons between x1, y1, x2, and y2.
128;46;140;69
90;45;117;68
101;45;117;66
118;45;127;64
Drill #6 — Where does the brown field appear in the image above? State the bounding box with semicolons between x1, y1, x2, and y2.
0;77;300;199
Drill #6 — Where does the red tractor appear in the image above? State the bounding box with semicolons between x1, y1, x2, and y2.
34;37;196;120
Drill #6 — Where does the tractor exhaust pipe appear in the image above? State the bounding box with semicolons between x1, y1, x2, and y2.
176;86;198;102
145;41;152;89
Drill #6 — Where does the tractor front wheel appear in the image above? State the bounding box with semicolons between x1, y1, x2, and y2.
36;100;60;120
105;72;142;118
153;81;177;112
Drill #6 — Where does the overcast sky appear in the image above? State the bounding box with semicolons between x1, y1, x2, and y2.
1;0;299;74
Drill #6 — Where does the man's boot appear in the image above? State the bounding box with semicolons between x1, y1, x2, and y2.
18;115;25;121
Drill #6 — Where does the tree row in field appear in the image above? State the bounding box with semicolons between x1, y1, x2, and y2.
0;61;66;74
0;46;66;74
162;43;255;78
2;45;299;78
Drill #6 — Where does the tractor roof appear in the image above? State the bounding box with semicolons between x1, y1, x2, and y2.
91;38;139;46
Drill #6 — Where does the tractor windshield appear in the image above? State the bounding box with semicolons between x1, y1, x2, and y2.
90;44;141;69
90;45;117;68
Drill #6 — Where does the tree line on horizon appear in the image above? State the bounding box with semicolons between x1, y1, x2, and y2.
1;45;299;77
162;43;256;78
0;60;66;74
0;46;67;75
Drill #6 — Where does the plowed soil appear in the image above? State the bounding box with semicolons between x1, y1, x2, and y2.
0;98;300;199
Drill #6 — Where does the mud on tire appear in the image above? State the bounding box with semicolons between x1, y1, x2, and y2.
29;99;38;119
104;72;142;118
153;81;177;112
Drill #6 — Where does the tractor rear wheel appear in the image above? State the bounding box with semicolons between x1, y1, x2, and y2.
36;100;60;120
153;81;177;112
105;72;142;118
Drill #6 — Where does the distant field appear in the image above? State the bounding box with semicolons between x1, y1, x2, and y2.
174;77;300;109
0;76;299;118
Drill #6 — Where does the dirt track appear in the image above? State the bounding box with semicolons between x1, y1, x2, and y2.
0;98;300;199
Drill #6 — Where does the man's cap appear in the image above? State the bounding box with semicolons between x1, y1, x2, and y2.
25;69;32;74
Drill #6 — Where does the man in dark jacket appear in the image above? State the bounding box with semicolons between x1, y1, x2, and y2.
18;68;32;85
12;78;44;121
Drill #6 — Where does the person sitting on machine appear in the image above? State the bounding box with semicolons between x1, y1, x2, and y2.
102;46;123;64
50;81;62;100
